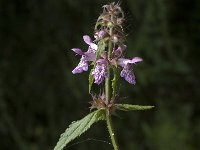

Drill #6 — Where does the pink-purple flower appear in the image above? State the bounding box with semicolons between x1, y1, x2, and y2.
113;45;127;58
72;35;97;74
94;30;107;40
92;59;108;85
117;57;143;84
71;34;142;85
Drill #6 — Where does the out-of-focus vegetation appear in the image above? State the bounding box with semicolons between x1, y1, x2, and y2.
0;0;199;149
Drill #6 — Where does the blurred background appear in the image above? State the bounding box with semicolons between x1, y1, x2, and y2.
0;0;200;149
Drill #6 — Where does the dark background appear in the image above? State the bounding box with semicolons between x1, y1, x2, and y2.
0;0;200;150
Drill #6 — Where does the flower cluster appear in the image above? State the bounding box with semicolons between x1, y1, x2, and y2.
71;2;142;85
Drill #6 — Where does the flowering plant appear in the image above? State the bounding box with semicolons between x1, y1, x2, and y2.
54;2;154;150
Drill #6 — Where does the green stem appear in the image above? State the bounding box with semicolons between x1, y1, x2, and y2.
105;26;119;150
106;113;119;150
112;67;118;98
105;68;111;104
105;27;113;104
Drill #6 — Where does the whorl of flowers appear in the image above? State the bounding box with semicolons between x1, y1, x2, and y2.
71;2;142;87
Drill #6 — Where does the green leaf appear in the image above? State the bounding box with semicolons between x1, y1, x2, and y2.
112;67;120;97
54;109;106;150
89;68;94;93
115;104;154;111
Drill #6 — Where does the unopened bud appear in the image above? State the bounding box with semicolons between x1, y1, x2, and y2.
117;18;124;25
107;22;113;28
112;35;118;43
94;30;107;40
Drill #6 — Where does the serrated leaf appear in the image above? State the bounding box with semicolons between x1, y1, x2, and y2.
89;68;94;93
112;67;120;97
115;104;154;111
54;109;106;150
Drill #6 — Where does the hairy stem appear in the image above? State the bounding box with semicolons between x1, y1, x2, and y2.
105;26;119;150
112;67;118;98
105;27;113;104
106;113;119;150
105;69;111;104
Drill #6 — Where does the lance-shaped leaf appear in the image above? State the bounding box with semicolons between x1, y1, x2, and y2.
115;104;154;111
54;109;106;150
112;67;120;97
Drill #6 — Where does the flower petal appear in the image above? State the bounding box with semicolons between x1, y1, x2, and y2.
84;52;96;61
117;58;128;67
118;57;142;67
98;30;106;38
92;59;108;84
83;35;92;45
129;57;143;64
120;67;136;84
90;43;98;50
94;30;107;40
96;59;106;64
114;45;126;57
71;48;83;55
72;60;88;74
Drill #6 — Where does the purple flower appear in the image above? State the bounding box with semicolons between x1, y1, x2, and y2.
118;57;143;84
113;45;127;58
72;35;97;74
92;59;108;85
94;30;107;40
72;57;89;74
83;35;98;52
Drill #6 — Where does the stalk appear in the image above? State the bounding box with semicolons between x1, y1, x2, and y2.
105;26;119;150
106;113;119;150
105;27;113;104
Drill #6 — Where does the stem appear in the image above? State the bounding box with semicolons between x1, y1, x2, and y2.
105;26;119;150
105;27;113;104
112;67;118;98
105;68;111;104
106;113;119;150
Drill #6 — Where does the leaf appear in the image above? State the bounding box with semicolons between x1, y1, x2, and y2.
54;109;106;150
89;68;94;93
115;104;154;111
112;67;120;97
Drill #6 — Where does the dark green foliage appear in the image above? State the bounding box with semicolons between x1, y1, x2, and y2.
0;0;199;150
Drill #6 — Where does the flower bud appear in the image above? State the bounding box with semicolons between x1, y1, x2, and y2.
112;34;119;43
94;30;107;40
